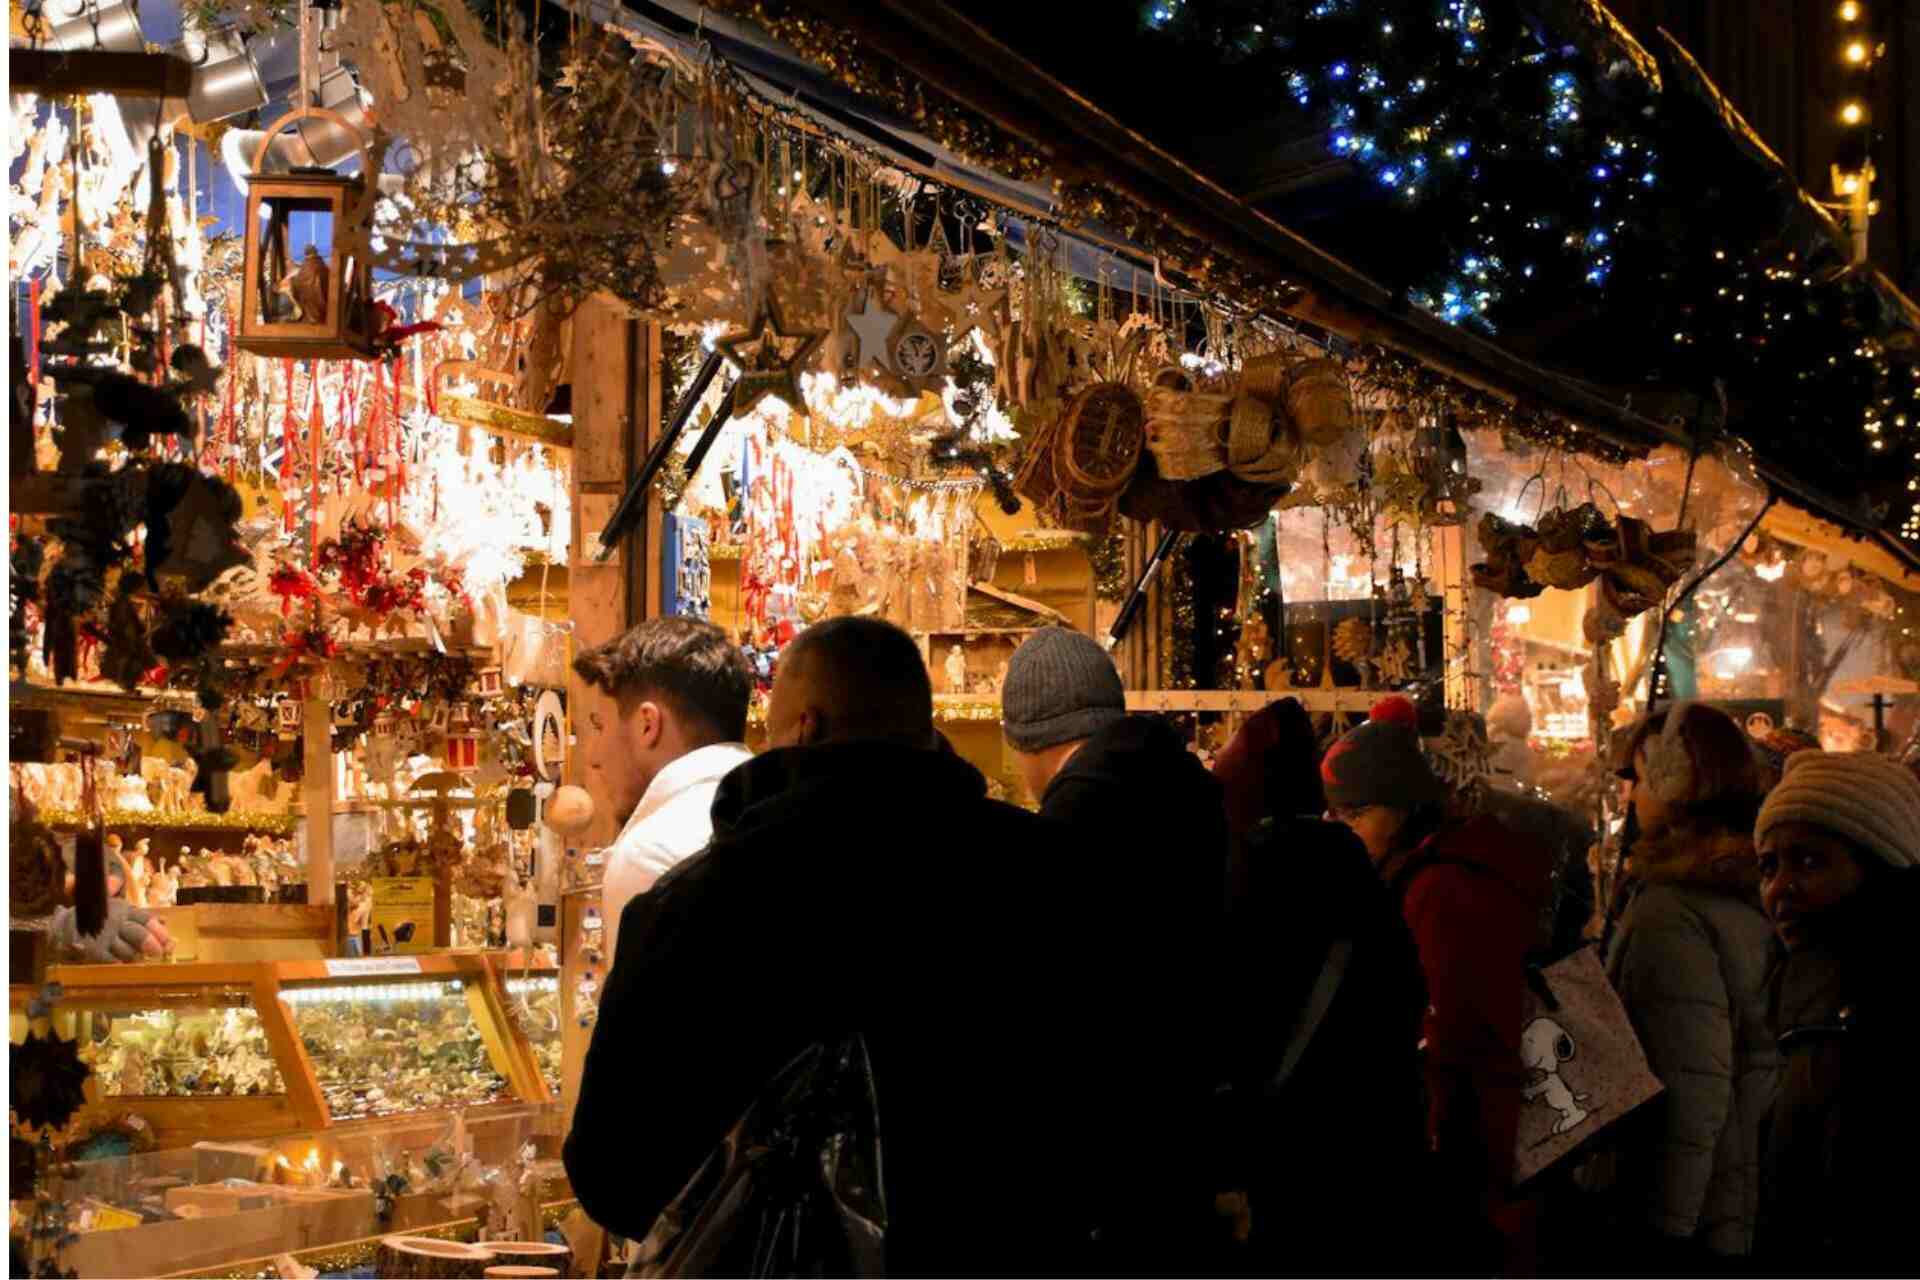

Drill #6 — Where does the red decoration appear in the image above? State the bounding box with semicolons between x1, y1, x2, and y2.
270;565;318;618
1369;695;1419;728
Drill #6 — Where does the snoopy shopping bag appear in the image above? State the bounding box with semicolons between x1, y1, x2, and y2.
1513;945;1663;1184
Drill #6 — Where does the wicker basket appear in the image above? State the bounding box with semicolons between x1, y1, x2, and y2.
1283;358;1353;446
1144;386;1232;480
1225;395;1302;486
1240;352;1291;402
1055;383;1146;499
1013;408;1069;512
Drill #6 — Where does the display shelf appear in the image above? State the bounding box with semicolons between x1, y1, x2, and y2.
30;1101;570;1279
37;809;300;836
9;953;559;1147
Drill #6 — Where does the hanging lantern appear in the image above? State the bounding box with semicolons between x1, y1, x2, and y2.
372;713;396;739
445;729;480;771
449;701;476;732
1410;412;1479;525
276;698;303;733
237;107;376;360
474;666;504;699
174;26;269;124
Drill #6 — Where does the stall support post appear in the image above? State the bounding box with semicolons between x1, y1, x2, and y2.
302;698;334;906
1432;524;1473;709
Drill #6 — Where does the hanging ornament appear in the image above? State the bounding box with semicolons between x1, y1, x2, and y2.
843;290;899;375
884;315;947;393
715;301;824;414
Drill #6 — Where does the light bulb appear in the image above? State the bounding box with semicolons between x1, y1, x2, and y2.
1840;0;1861;19
1841;101;1866;125
1846;40;1869;62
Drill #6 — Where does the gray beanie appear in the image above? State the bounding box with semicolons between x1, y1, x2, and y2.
1001;626;1127;752
1756;750;1920;870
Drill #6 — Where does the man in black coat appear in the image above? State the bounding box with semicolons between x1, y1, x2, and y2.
563;618;1153;1275
999;626;1229;1269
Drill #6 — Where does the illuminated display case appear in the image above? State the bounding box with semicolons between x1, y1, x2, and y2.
12;1103;571;1279
9;954;557;1147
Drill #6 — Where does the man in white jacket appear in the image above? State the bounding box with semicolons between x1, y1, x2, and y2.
572;617;754;969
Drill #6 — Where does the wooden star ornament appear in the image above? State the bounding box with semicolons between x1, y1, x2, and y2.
715;301;825;415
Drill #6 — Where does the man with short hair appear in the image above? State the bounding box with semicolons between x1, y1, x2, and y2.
564;617;1143;1273
571;616;753;968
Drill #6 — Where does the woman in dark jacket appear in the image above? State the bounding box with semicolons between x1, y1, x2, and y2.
1753;750;1920;1273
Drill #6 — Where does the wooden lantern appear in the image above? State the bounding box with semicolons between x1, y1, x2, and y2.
474;666;504;698
238;108;377;360
276;698;303;732
445;731;480;771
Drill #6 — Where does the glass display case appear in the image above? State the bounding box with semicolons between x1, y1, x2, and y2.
91;1003;288;1100
20;1103;570;1279
503;974;562;1098
9;953;557;1148
284;977;516;1121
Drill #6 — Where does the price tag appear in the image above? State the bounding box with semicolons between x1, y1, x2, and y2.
323;956;424;977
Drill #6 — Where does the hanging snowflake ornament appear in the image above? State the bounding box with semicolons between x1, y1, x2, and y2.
1425;709;1494;798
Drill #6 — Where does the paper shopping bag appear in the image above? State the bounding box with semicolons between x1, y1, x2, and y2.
1513;945;1663;1184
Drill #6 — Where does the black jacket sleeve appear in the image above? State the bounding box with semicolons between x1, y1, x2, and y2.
560;856;793;1242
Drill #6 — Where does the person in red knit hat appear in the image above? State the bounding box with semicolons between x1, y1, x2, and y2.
1323;695;1553;1276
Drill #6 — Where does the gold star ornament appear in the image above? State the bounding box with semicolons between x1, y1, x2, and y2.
715;301;825;415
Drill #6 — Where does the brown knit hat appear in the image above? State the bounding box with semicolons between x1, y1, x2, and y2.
1756;751;1920;870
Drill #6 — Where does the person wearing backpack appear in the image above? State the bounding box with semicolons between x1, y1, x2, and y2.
1600;703;1780;1268
1214;699;1432;1274
1324;696;1553;1275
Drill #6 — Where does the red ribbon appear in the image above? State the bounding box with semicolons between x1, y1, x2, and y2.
308;362;323;560
27;276;41;417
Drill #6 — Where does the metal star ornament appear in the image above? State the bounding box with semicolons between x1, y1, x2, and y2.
714;301;825;415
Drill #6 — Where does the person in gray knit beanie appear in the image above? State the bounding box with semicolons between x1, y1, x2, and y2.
1000;626;1128;754
1755;750;1920;951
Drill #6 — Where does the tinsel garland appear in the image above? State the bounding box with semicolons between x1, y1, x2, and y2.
37;809;299;835
1161;539;1199;691
690;0;1051;183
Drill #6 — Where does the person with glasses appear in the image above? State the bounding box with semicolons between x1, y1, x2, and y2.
1753;750;1920;1272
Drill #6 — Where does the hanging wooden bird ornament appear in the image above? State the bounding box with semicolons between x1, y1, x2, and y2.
714;300;825;415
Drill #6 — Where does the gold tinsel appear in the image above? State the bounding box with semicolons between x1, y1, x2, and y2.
37;809;298;836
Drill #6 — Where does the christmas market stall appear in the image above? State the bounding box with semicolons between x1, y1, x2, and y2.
12;0;1920;1275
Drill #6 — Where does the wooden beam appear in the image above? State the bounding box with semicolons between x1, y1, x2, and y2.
565;295;635;852
301;699;335;908
251;972;332;1130
10;49;194;97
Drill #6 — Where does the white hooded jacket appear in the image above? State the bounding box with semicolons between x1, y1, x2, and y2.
601;742;752;970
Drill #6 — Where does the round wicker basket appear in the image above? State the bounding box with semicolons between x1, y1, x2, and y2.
1224;395;1301;486
1055;383;1146;498
1240;352;1291;402
1283;358;1354;446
